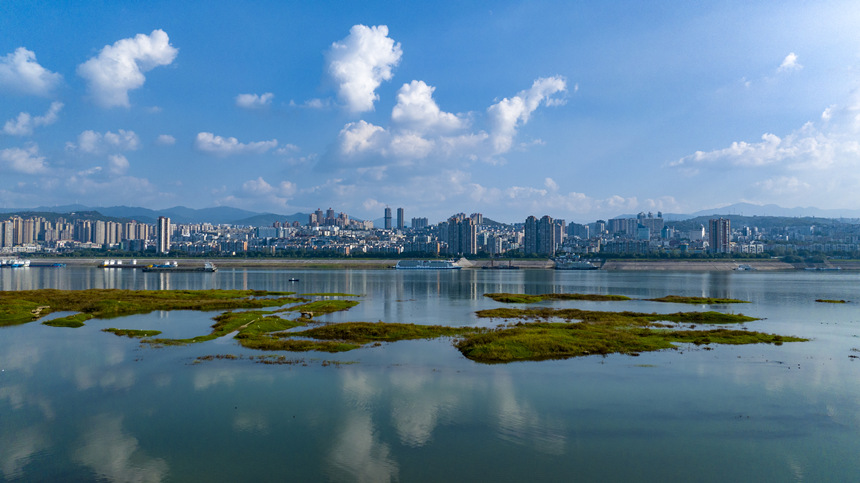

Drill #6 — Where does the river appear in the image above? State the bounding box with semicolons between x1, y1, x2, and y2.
1;267;858;481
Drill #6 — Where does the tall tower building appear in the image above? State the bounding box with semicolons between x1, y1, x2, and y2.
524;216;538;255
538;215;556;256
384;207;392;230
396;207;405;230
157;216;171;254
446;214;476;256
708;218;730;253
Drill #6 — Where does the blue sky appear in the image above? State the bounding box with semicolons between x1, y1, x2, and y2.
2;0;860;223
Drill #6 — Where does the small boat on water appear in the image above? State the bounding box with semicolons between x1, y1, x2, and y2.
288;278;299;282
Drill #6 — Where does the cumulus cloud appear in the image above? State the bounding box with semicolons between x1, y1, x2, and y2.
755;175;811;194
338;120;388;157
3;102;63;136
77;29;178;108
195;132;277;156
107;154;129;174
488;76;567;154
236;92;273;108
391;80;465;133
68;129;140;154
331;77;564;166
327;25;402;112
778;52;802;72
0;145;47;174
155;134;176;146
0;47;61;96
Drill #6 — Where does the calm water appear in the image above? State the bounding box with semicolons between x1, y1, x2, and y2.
1;267;859;482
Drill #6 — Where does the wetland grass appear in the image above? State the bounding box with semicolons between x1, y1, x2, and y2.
0;289;307;327
103;328;162;338
647;295;750;304
816;299;848;303
455;322;805;363
475;307;758;324
42;313;93;328
484;293;631;304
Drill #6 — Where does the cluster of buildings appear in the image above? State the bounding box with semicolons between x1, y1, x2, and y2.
3;207;860;258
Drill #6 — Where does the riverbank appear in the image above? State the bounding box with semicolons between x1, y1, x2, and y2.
19;257;858;271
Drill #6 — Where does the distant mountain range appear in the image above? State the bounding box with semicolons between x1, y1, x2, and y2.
0;204;311;226
620;203;860;221
3;202;859;226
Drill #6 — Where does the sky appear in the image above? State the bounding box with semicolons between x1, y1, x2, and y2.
2;0;860;223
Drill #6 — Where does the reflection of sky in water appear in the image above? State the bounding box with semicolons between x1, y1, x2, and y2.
1;269;860;480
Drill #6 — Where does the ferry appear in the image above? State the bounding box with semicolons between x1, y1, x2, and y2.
143;261;217;272
395;260;461;270
1;258;31;268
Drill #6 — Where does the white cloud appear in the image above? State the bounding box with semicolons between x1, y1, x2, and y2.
155;134;176;146
195;132;277;156
77;29;178;108
107;154;129;175
326;25;402;113
236;92;273;108
755;176;811;194
0;145;47;174
0;47;61;96
487;76;567;154
778;52;802;72
391;81;465;133
338;121;387;156
3;102;63;136
275;143;300;155
69;129;140;154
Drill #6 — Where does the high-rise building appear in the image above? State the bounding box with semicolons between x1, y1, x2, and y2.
524;216;538;255
411;217;428;230
708;218;730;253
157;216;171;254
384;207;392;230
537;215;556;256
396;207;405;230
524;215;557;256
446;214;476;255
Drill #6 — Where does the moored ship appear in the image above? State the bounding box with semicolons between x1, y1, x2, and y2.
553;257;599;270
395;260;461;270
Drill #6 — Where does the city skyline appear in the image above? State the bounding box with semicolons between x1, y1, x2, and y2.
3;1;860;223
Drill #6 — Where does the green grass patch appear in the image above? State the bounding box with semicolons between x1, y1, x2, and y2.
301;293;358;297
103;328;162;338
455;322;806;363
647;295;750;304
476;307;757;325
42;313;93;328
816;299;848;303
0;289;307;327
280;299;360;315
484;292;631;303
289;321;482;344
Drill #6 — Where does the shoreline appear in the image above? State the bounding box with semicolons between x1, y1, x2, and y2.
15;257;859;271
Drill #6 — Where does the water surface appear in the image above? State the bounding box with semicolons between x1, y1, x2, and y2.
1;268;858;481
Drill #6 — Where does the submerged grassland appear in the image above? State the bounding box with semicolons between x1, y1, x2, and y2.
484;293;632;303
647;295;750;304
1;289;806;364
0;289;305;327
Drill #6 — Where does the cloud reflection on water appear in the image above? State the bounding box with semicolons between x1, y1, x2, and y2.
74;414;168;483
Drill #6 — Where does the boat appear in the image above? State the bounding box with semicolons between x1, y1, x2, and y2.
734;264;756;271
29;262;66;267
394;260;461;270
8;259;31;268
143;261;217;272
553;257;599;270
288;278;300;282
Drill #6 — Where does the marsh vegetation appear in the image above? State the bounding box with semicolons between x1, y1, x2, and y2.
3;289;804;363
